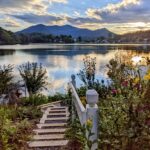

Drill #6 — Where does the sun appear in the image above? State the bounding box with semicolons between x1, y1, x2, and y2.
131;56;142;65
134;22;146;28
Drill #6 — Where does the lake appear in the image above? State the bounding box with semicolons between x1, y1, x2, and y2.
0;44;150;95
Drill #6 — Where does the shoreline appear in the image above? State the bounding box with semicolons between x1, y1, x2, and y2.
0;43;150;50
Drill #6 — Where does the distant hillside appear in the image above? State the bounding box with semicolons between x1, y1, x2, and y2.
2;25;150;45
117;30;150;43
0;27;19;44
16;24;114;39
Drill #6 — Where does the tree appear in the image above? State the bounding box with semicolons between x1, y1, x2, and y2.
0;64;14;95
77;36;82;42
18;62;48;95
0;64;23;105
0;27;19;44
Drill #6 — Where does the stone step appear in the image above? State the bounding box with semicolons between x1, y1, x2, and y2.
38;101;62;108
37;123;67;129
33;134;65;141
45;112;67;115
33;128;66;135
41;106;54;112
47;113;67;118
28;140;68;148
44;117;68;123
44;108;68;117
48;110;66;113
50;107;67;111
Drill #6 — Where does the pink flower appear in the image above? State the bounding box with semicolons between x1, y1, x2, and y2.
121;81;128;87
112;89;117;95
136;104;150;112
145;119;150;126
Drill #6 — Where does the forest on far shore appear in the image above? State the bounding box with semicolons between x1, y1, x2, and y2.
1;26;150;45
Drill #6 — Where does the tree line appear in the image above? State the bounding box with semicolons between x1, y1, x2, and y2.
0;27;75;45
1;26;150;44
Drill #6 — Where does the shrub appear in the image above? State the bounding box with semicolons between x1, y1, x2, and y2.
98;59;150;149
21;94;49;106
16;106;42;120
65;118;86;150
0;106;41;149
18;62;48;95
77;57;109;99
48;93;69;103
77;56;96;88
0;64;14;95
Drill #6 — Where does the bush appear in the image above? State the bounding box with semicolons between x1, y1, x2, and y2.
21;94;49;106
0;64;14;95
98;59;150;149
18;62;48;95
77;56;96;88
16;106;42;120
48;93;69;103
77;57;109;99
0;106;41;149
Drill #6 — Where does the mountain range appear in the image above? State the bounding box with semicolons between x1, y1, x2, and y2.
16;24;114;39
1;24;150;45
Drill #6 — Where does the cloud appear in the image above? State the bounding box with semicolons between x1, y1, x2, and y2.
67;0;150;27
11;13;66;25
86;0;140;19
0;0;150;34
73;11;80;17
47;0;67;4
67;17;100;25
66;0;143;26
0;17;21;28
0;0;68;15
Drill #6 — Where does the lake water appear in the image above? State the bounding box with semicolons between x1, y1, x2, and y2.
0;44;150;95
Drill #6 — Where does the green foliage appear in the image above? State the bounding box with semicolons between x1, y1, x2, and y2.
21;93;70;107
77;57;109;99
16;106;42;120
77;85;87;97
77;56;96;89
66;117;96;150
0;106;36;150
0;27;19;45
65;118;86;150
48;92;69;103
0;107;16;150
21;94;49;106
93;80;109;99
18;62;48;95
0;64;14;95
107;59;126;86
18;33;74;44
0;26;75;45
98;59;150;149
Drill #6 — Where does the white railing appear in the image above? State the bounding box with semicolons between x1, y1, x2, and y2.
69;75;99;150
69;82;86;125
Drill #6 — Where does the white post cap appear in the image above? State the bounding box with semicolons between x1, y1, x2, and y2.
86;89;98;106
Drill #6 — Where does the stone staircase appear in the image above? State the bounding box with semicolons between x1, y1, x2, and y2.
28;101;69;150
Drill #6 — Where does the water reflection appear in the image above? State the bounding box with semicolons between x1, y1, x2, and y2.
0;49;16;56
0;44;150;95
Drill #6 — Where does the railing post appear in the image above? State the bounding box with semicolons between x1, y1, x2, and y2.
71;74;76;89
86;89;99;150
71;74;76;122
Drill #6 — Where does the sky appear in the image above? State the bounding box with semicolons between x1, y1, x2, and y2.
0;0;150;34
